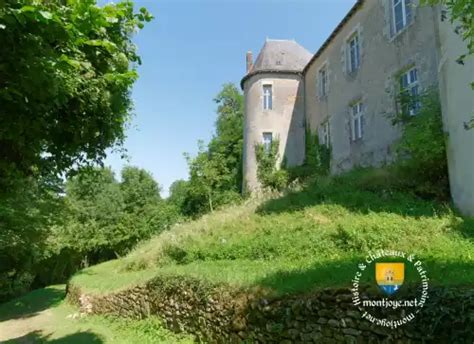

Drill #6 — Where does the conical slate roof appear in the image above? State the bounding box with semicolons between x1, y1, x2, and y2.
250;39;312;73
241;39;312;88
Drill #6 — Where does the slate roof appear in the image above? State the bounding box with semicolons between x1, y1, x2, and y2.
241;39;312;88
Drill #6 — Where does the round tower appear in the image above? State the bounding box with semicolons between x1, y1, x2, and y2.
241;39;312;193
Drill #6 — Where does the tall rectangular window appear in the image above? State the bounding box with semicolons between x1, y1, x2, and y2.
320;121;330;147
263;85;272;110
393;0;413;34
351;102;364;141
347;33;360;73
400;67;420;115
318;66;328;98
262;132;273;153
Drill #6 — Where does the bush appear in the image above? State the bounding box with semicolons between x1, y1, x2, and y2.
286;129;331;183
255;140;289;191
304;129;331;176
391;90;449;199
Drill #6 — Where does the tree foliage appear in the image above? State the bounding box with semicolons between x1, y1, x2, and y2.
255;139;289;191
0;0;152;301
392;90;449;199
176;84;244;216
0;0;152;187
55;167;177;265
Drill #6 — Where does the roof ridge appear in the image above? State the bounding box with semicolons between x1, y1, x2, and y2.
265;38;296;42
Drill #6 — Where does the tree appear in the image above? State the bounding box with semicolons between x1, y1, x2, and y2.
120;166;161;212
59;168;126;263
0;0;152;188
54;166;177;268
0;175;63;301
179;84;244;216
208;83;245;191
168;179;189;211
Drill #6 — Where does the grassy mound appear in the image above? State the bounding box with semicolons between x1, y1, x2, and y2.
70;169;474;296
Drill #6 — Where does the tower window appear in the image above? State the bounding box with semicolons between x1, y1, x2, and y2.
262;132;273;153
263;84;273;110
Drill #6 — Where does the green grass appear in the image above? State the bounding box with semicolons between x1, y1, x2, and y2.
70;169;474;296
0;285;194;343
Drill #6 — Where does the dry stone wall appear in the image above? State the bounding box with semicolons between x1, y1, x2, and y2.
67;276;473;343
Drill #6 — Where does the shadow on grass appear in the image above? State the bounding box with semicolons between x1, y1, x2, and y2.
251;257;474;342
258;175;452;218
256;256;474;296
5;330;103;343
0;286;65;322
455;216;474;239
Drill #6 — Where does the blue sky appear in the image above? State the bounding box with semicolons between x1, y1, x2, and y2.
105;0;356;196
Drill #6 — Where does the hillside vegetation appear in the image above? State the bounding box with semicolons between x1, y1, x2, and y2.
71;169;474;296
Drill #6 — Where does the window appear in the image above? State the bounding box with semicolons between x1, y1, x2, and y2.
400;67;420;115
263;84;272;110
262;132;273;153
318;66;328;98
393;0;413;34
320;121;330;147
347;33;360;73
351;102;364;141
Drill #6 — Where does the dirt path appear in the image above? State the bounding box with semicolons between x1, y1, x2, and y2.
0;308;54;343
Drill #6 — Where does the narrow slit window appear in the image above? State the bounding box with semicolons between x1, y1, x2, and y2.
262;132;273;153
263;85;273;110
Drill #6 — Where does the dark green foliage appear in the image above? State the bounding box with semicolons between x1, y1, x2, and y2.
391;90;449;199
177;84;244;216
304;129;331;175
255;139;289;191
54;167;178;265
0;0;152;187
0;0;151;302
285;129;331;183
0;176;63;302
168;180;190;211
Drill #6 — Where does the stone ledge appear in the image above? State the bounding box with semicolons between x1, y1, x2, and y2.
66;277;474;343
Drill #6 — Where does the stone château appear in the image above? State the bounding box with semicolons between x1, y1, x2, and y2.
241;0;474;215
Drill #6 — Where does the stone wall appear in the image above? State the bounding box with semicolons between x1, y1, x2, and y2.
67;276;473;343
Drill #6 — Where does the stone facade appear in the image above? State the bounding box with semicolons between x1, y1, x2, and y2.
241;0;473;215
67;277;474;343
303;1;440;173
243;73;306;191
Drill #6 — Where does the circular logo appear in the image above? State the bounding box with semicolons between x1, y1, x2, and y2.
351;249;429;329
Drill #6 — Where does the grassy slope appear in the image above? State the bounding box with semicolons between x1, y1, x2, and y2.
71;170;474;296
0;285;193;343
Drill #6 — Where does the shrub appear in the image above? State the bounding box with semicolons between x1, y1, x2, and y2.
255;139;289;191
304;128;331;176
391;89;449;199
